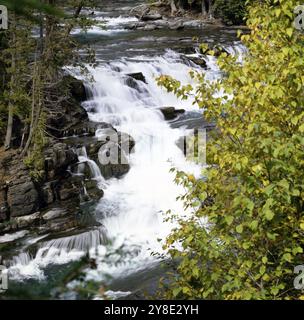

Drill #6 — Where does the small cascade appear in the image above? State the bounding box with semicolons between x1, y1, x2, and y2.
76;146;107;189
43;227;108;252
7;227;108;281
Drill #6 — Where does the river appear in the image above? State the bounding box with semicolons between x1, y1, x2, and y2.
1;0;244;300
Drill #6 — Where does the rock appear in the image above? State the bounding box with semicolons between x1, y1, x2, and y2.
141;14;162;21
63;121;114;138
42;182;55;205
40;215;78;234
178;46;197;55
126;72;147;84
199;43;230;57
44;142;79;180
152;20;170;28
63;75;87;102
98;141;130;179
169;21;184;30
15;212;41;229
46;75;89;138
143;24;157;31
183;20;203;28
42;208;67;221
57;178;79;202
130;4;150;17
0;186;8;222
118;132;136;154
182;55;207;68
84;180;104;200
0;152;41;218
213;45;230;57
159;107;186;120
7;180;39;218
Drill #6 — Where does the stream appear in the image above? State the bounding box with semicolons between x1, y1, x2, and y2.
1;0;245;300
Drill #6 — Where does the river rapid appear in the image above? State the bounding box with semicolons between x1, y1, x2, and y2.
1;0;244;299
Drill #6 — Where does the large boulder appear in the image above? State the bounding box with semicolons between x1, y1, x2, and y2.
44;142;79;180
62;75;88;103
0;153;40;218
126;72;147;84
46;75;89;138
7;179;39;218
159;107;185;120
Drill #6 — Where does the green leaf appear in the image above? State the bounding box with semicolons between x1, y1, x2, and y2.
236;225;243;234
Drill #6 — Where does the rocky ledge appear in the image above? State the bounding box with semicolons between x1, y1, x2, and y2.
0;75;135;237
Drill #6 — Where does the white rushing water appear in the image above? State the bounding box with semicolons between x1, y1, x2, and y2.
77;146;108;189
6;50;204;282
82;50;204;283
5;10;246;291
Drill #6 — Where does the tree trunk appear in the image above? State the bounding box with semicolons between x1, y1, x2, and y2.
202;0;207;16
21;61;41;157
4;15;16;150
170;0;177;16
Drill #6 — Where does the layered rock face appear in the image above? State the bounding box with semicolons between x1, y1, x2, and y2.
0;75;135;236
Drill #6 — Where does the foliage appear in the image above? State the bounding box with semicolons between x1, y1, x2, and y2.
0;1;96;176
158;0;304;300
213;0;247;25
0;0;64;21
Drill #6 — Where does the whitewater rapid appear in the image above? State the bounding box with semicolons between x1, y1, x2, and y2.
3;10;246;298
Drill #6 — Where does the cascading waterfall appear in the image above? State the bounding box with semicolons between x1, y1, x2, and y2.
8;227;108;281
4;5;247;296
76;146;107;189
81;50;205;284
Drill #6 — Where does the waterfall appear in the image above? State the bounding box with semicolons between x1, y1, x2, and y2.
77;146;107;189
7;227;107;281
4;4;246;293
81;50;204;282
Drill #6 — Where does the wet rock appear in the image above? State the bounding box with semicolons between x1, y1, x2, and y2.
40;215;78;234
141;14;162;21
126;72;147;84
159;107;186;120
84;180;104;200
98;141;130;179
169;21;184;30
57;178;79;202
178;46;197;55
143;24;157;31
63;75;87;103
213;45;230;57
182;55;207;68
199;43;230;57
118;132;136;154
125;21;146;30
